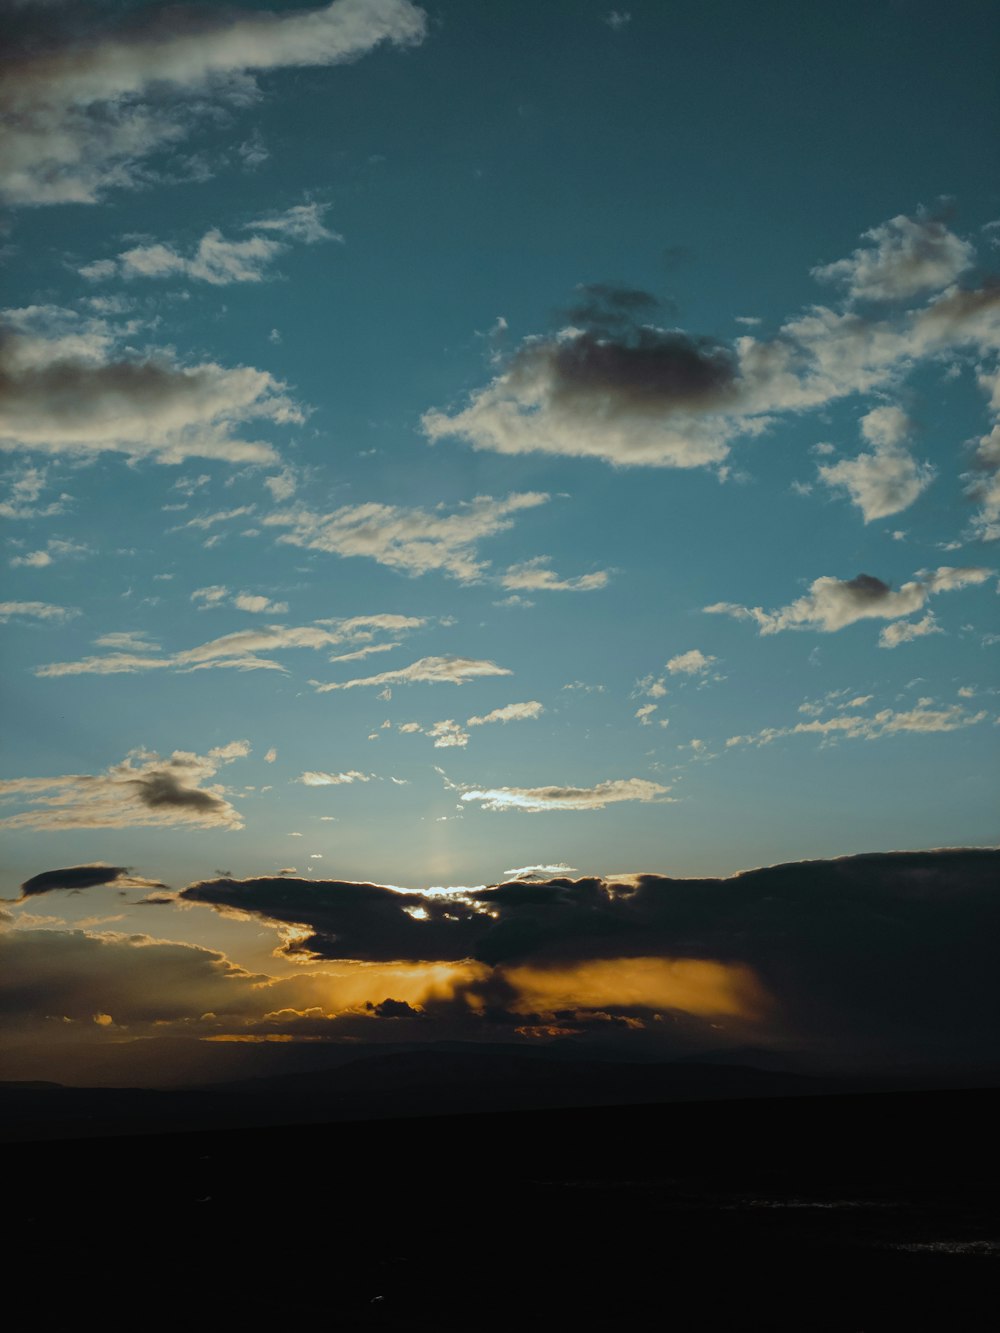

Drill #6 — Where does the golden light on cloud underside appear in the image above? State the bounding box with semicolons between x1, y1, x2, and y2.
310;959;491;1011
504;957;771;1020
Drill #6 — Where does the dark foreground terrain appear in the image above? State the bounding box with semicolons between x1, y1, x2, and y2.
7;1084;997;1330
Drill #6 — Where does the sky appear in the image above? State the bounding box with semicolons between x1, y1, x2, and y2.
1;0;998;1085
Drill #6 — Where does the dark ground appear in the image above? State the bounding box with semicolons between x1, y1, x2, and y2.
7;1085;997;1330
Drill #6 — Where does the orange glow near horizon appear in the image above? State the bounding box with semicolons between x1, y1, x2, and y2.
504;956;771;1020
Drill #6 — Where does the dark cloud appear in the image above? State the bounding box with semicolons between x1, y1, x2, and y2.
560;283;669;333
512;327;738;414
365;997;422;1018
179;850;1000;1065
180;876;485;962
19;863;166;899
128;769;229;814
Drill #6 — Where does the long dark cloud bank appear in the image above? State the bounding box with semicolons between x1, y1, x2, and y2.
179;849;1000;1068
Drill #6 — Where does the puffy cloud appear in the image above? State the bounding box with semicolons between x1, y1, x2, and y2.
35;613;424;677
264;491;550;582
666;649;715;675
313;655;512;692
811;213;975;302
0;741;249;831
18;863;166;899
878;613;943;649
0;599;78;623
817;406;933;522
705;566;992;636
427;719;469;748
459;777;671;813
0;0;428;206
423;322;745;469
498;557;610;592
467;701;544;726
0;306;299;464
422;215;998;473
818;444;935;522
635;704;658;725
80;204;341;285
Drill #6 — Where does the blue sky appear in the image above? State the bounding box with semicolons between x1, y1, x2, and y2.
0;1;998;1078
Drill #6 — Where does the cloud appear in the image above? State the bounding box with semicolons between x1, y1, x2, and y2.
80;204;341;285
264;491;550;582
467;701;543;726
0;0;428;206
9;535;89;568
503;864;579;879
423;320;744;469
173;850;1000;1067
811;213;975;302
817;406;934;522
93;631;161;651
705;566;992;636
498;557;610;592
818;445;935;522
666;649;715;675
725;700;988;749
18;863;166;899
0;306;299;464
422;214;999;472
0;599;78;623
313;655;512;692
426;720;469;748
0;741;249;831
35;613;425;677
297;771;372;785
264;748;277;763
878;613;943;648
192;586;290;614
459;777;670;813
0;464;68;520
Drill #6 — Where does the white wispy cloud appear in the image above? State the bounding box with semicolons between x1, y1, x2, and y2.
0;465;69;520
34;614;426;677
313;655;512;692
0;741;249;830
726;701;989;750
264;491;550;582
0;0;428;206
9;537;89;568
466;701;544;726
0;600;79;623
705;566;992;636
80;204;341;285
459;776;671;813
297;770;373;785
498;557;610;592
191;585;289;614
